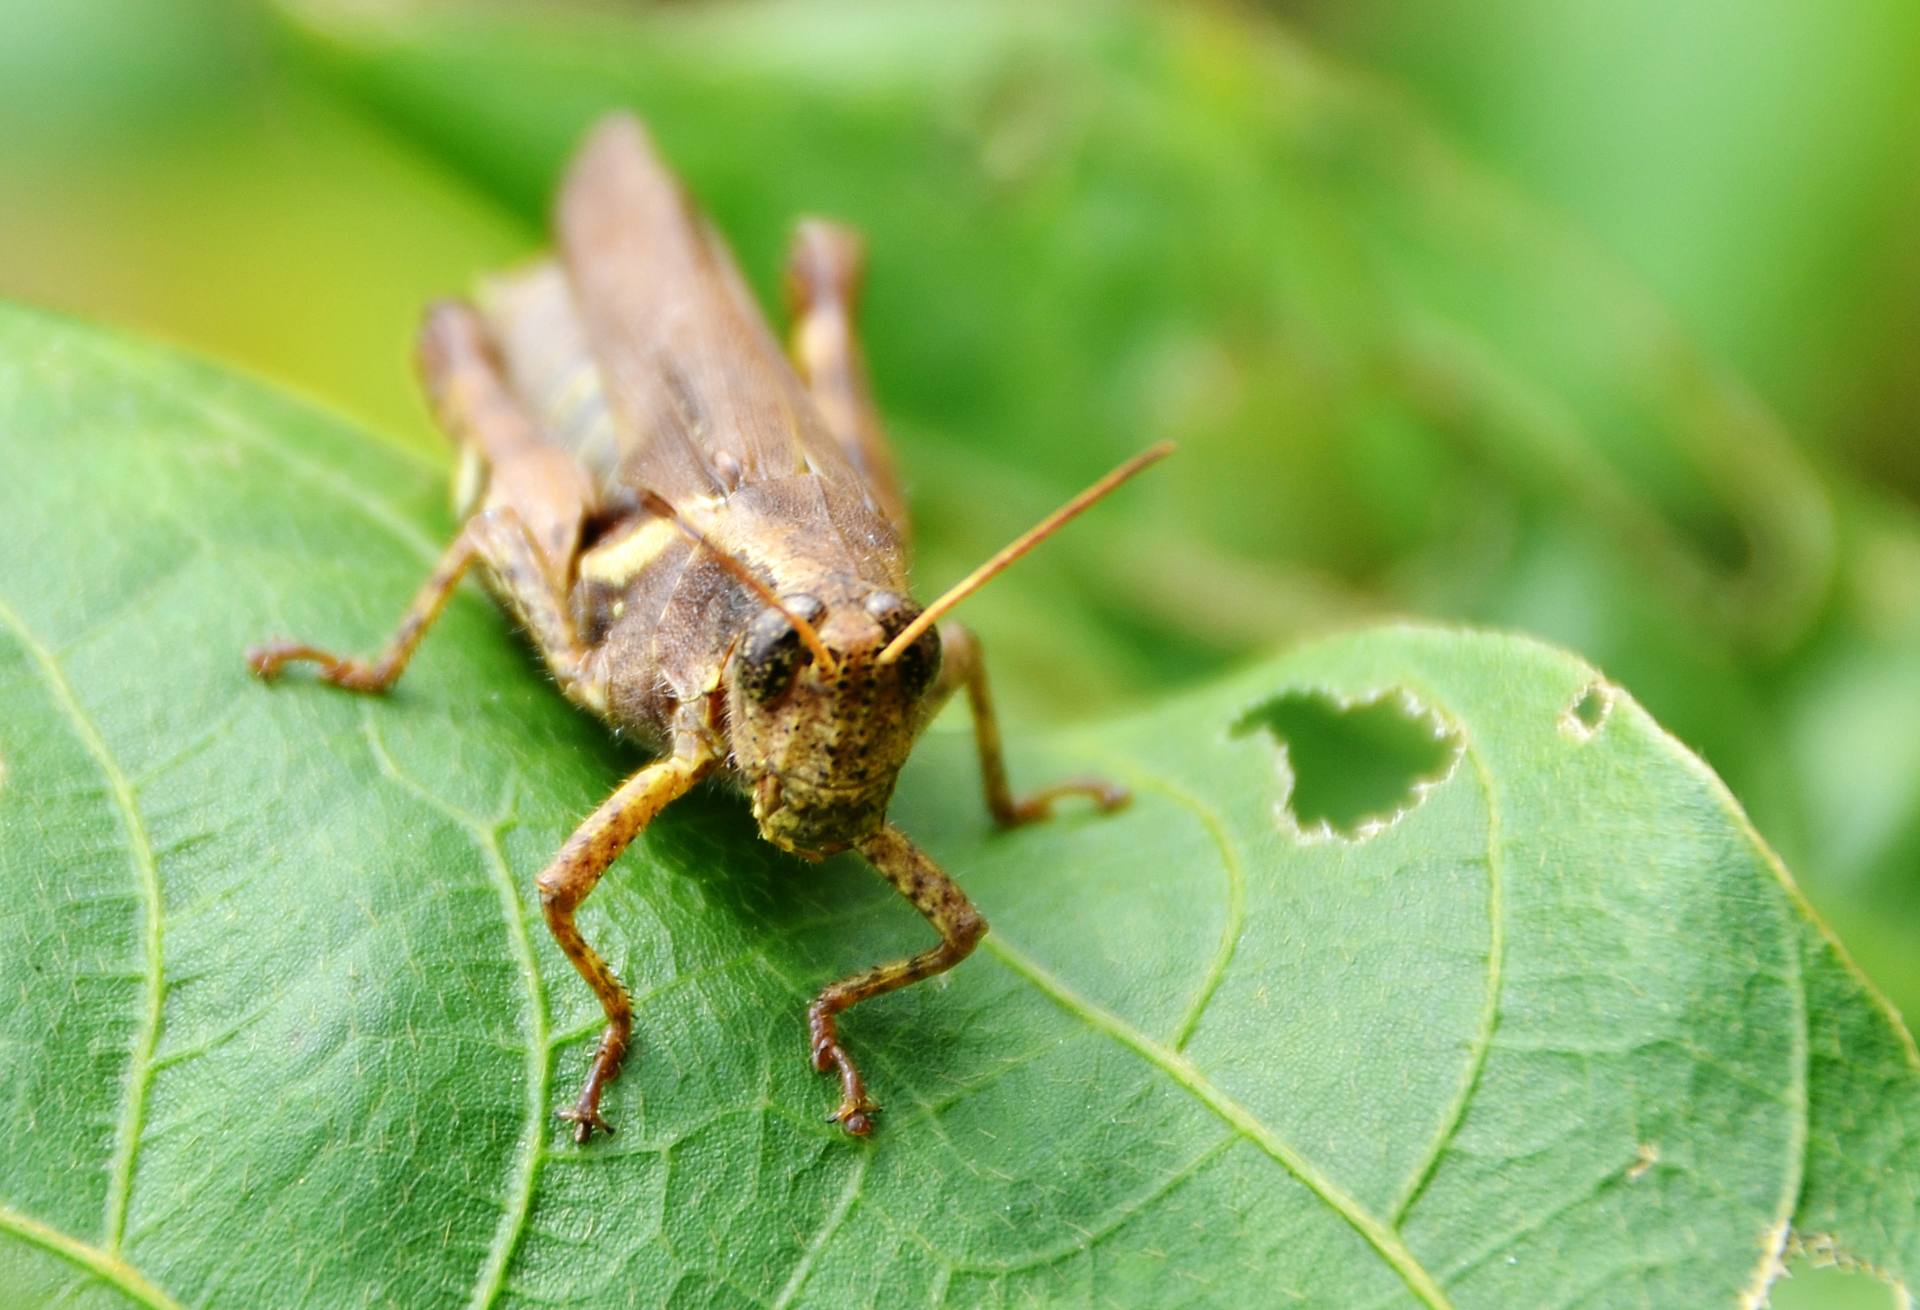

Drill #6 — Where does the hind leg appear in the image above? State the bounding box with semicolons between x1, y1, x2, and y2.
784;219;910;534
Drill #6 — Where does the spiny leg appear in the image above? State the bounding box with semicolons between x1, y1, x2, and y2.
250;298;600;701
812;826;987;1135
246;508;596;699
935;623;1130;828
539;747;713;1142
247;524;478;692
784;219;909;534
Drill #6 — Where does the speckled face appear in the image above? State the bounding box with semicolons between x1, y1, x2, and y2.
726;584;943;855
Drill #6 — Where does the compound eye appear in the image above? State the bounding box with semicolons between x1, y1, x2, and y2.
865;591;910;626
867;592;941;695
896;624;941;695
739;595;823;703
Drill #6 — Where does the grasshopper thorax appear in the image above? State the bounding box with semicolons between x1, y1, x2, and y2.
726;583;942;856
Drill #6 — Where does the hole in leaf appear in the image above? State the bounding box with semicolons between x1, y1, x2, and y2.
1563;681;1613;739
1767;1241;1902;1310
1233;689;1461;839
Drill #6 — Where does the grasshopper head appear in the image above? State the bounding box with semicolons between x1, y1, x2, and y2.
697;443;1173;855
726;586;942;856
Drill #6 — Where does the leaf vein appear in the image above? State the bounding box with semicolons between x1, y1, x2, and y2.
981;933;1453;1308
358;712;552;1310
1121;769;1245;1053
1642;701;1817;1303
769;1154;868;1310
1387;724;1506;1225
0;592;166;1256
0;1201;184;1310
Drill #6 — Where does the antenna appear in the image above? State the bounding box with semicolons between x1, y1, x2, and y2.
639;490;840;675
877;441;1174;664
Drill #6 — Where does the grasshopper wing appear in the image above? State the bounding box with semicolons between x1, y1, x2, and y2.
552;114;874;510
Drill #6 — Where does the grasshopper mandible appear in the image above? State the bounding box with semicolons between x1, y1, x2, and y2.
248;113;1169;1140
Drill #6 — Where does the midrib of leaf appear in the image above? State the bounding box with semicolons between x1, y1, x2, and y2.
0;1202;184;1310
0;592;165;1257
359;711;552;1310
981;933;1454;1309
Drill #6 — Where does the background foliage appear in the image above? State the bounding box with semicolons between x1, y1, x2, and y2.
1;0;1916;1305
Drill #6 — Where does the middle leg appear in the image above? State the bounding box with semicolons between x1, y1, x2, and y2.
247;507;602;707
935;623;1131;828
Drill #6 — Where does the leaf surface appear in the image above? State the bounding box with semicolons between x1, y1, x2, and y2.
0;307;1914;1307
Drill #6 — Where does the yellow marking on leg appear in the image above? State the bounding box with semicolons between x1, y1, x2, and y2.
451;442;488;520
548;358;612;445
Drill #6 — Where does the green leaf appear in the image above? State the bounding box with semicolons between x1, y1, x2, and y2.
1;305;1915;1307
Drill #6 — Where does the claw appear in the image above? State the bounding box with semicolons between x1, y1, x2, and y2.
827;1098;880;1137
243;640;386;692
555;1103;615;1144
810;1014;880;1136
245;642;290;680
1003;775;1131;827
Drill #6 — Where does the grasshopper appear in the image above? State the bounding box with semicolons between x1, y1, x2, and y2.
248;113;1169;1140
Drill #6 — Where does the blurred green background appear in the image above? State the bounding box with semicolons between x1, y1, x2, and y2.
1;2;1913;1300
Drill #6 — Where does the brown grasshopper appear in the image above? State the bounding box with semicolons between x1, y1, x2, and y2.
247;113;1169;1141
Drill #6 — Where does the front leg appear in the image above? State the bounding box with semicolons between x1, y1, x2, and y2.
539;744;714;1142
935;623;1130;828
809;825;987;1135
